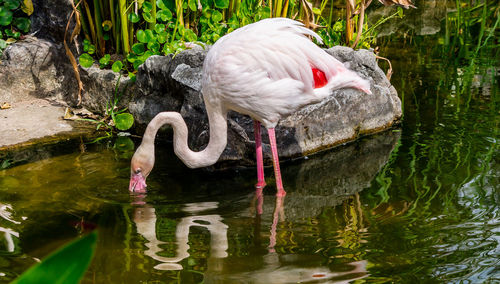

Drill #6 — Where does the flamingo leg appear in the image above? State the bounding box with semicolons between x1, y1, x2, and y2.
254;121;266;190
267;128;286;196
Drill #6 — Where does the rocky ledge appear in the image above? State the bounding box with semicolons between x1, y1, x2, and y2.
130;46;402;168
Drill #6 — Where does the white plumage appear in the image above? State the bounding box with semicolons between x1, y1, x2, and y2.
129;18;371;195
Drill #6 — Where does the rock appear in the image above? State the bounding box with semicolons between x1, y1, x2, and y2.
31;0;74;43
0;37;77;103
132;47;402;168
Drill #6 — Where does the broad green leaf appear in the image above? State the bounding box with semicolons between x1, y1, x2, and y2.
13;232;97;284
147;41;160;53
132;42;145;55
13;17;30;33
126;53;138;63
4;0;21;10
138;50;153;62
142;1;152;12
78;53;94;68
157;32;167;43
0;8;13;26
99;54;111;66
114;113;134;130
156;9;172;21
188;0;197;11
154;23;165;33
312;7;321;15
21;0;33;15
143;11;155;23
212;10;222;22
0;39;7;49
136;29;147;43
112;60;123;72
156;0;168;10
127;72;136;83
128;12;140;23
132;59;144;70
183;28;197;42
102;20;112;31
144;29;156;42
214;0;229;9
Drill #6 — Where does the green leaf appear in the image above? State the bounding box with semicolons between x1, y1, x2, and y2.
126;53;138;63
13;17;30;33
99;54;111;67
13;232;97;284
132;42;145;54
128;12;140;23
212;10;222;22
102;20;112;31
4;0;21;10
156;9;172;21
188;0;197;11
136;29;147;43
142;1;152;12
132;59;144;70
183;28;197;42
214;0;229;9
127;72;136;83
0;7;13;26
154;23;165;33
147;41;160;53
78;53;94;68
156;0;167;10
114;113;134;130
143;11;154;23
112;60;123;72
0;39;6;49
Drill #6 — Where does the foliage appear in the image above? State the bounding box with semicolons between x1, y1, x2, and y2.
80;74;135;141
0;0;32;57
77;0;406;74
13;231;97;284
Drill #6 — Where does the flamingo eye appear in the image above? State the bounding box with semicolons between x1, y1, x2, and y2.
135;168;142;175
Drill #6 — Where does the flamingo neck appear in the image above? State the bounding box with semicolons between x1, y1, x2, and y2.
142;104;228;168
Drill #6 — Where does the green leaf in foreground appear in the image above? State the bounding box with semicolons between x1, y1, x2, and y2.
114;113;134;130
78;53;94;68
13;231;97;284
111;60;123;72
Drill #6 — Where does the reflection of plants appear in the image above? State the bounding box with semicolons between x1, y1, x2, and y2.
0;0;32;57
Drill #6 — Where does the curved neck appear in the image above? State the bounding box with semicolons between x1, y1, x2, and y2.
142;103;228;168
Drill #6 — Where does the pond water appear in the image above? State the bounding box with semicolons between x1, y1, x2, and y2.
1;12;499;284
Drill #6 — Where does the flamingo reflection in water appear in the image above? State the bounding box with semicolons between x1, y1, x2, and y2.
132;193;368;283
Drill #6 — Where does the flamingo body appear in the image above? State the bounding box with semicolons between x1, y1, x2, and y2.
129;18;371;195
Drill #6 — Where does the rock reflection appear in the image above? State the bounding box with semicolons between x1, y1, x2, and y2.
132;199;228;270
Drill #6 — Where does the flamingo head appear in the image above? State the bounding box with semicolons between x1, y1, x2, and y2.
129;145;155;193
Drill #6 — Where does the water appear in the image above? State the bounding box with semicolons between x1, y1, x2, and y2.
1;17;499;284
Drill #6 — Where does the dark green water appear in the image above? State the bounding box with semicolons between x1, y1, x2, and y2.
1;20;499;284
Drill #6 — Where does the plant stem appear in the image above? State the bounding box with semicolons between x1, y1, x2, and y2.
119;0;130;54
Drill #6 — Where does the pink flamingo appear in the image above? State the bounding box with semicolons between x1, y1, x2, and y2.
129;18;371;196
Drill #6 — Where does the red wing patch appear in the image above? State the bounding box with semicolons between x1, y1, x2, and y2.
312;68;327;88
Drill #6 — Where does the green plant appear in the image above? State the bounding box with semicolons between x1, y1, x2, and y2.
13;231;97;284
0;0;32;57
80;74;135;142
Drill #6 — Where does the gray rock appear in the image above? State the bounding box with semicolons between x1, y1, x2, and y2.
31;0;74;42
132;47;402;168
0;37;76;103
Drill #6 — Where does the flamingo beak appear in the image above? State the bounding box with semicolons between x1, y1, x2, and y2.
129;173;147;193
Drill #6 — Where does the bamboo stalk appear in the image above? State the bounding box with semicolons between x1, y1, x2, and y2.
83;0;97;45
93;0;105;55
345;0;354;44
149;0;156;30
119;0;130;54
